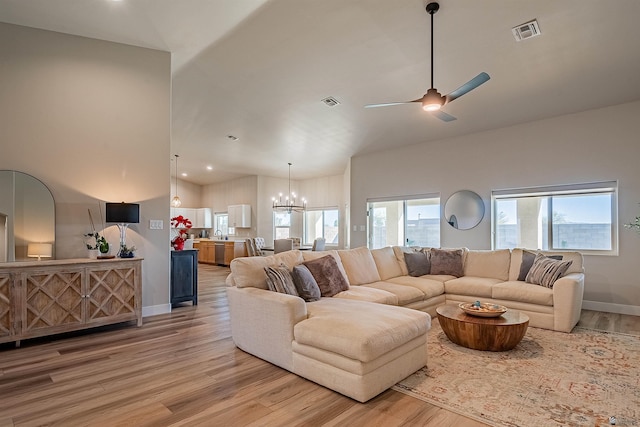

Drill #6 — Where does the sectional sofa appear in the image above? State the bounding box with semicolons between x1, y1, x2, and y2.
225;246;584;402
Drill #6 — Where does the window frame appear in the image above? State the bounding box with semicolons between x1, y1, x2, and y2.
273;211;292;240
303;207;339;247
491;181;618;256
366;193;441;249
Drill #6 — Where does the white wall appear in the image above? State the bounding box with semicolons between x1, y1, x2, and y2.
350;100;640;313
0;23;172;314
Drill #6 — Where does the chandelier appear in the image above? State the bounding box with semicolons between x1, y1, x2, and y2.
272;163;307;213
171;154;182;208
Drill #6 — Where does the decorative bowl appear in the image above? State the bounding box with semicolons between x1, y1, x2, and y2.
459;302;507;317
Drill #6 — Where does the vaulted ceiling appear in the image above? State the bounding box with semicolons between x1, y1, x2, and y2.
2;0;640;184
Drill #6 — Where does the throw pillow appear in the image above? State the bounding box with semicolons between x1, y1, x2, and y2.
264;263;299;296
429;248;464;277
291;264;321;302
518;250;563;281
525;253;573;288
403;250;430;277
303;254;349;297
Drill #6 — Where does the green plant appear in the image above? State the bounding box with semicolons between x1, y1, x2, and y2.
119;245;136;258
625;216;640;234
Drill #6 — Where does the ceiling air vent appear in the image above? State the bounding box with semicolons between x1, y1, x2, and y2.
512;19;541;42
321;96;340;107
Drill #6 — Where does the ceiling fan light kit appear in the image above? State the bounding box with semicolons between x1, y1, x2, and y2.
365;2;490;121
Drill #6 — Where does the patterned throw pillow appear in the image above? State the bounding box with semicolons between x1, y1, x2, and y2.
430;248;464;277
291;264;321;302
525;253;573;288
518;250;563;281
404;250;430;277
303;254;349;297
264;263;299;296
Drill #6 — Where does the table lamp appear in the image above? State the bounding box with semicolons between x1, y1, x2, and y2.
27;243;52;261
106;202;140;257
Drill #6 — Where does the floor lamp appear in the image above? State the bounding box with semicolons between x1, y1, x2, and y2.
106;202;140;257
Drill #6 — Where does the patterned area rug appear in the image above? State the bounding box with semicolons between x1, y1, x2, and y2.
393;321;640;427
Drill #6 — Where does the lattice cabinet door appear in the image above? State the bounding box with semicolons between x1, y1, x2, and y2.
0;273;14;339
21;268;84;337
86;262;141;326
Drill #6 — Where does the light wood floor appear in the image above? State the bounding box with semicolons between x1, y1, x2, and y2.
1;265;639;426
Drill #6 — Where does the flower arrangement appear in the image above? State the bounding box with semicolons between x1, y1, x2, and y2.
85;208;109;254
171;215;192;251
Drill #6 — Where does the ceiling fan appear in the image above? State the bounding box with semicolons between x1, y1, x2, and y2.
365;2;490;122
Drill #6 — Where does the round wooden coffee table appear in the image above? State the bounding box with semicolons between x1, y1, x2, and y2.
436;304;529;351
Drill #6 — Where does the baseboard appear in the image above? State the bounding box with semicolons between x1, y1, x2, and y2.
582;300;640;316
142;304;171;318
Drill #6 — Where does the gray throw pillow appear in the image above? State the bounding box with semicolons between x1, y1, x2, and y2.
429;248;464;277
525;253;573;288
518;250;563;281
264;263;299;296
291;264;321;302
404;250;430;277
303;255;349;297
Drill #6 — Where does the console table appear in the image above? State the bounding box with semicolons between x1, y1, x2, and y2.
0;257;143;346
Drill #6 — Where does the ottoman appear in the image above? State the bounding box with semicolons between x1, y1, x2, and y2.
292;298;431;402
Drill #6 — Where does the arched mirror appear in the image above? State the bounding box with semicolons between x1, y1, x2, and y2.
0;171;55;262
444;190;485;230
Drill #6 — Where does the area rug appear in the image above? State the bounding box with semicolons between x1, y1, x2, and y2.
393;321;640;427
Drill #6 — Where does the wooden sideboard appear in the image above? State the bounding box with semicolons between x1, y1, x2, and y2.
0;257;142;345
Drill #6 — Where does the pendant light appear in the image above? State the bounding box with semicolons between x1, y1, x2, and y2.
171;154;182;208
272;163;307;213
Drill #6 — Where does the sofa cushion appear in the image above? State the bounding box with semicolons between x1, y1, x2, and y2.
387;276;445;299
430;248;464;277
333;286;398;305
264;264;299;296
492;280;554;306
464;249;511;281
363;281;425;305
404;250;430;277
371;247;404;280
392;246;415;276
291;264;321;302
294;298;430;362
230;250;304;289
302;250;351;286
509;249;584;281
525;253;573;288
518;250;562;281
444;276;501;298
303;255;350;297
338;246;381;285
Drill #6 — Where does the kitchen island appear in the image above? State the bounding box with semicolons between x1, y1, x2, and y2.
192;239;246;266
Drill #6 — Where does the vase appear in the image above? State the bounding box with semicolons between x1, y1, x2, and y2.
174;240;185;251
88;249;99;259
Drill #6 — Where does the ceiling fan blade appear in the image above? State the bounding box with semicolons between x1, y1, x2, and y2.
445;72;490;103
364;99;422;108
430;110;457;122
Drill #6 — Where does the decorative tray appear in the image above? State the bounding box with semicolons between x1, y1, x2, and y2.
459;302;507;317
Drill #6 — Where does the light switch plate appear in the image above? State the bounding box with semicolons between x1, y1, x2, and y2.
150;220;163;230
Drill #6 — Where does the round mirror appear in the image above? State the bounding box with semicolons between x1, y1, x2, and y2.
0;170;55;262
444;190;484;230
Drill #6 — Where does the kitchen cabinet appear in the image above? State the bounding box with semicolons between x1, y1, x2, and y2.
171;250;198;306
228;204;251;228
195;241;215;264
224;241;247;265
170;208;211;229
0;258;142;345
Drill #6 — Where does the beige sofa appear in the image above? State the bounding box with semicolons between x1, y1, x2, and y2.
225;246;584;401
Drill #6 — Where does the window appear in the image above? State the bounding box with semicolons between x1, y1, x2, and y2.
367;195;440;249
304;208;339;246
274;212;291;240
214;213;229;236
492;181;617;255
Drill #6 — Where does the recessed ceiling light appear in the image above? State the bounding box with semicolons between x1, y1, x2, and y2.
226;135;239;141
206;166;213;170
181;173;187;177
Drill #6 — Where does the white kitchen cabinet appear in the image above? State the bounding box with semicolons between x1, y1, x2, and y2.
228;204;251;228
171;208;211;228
